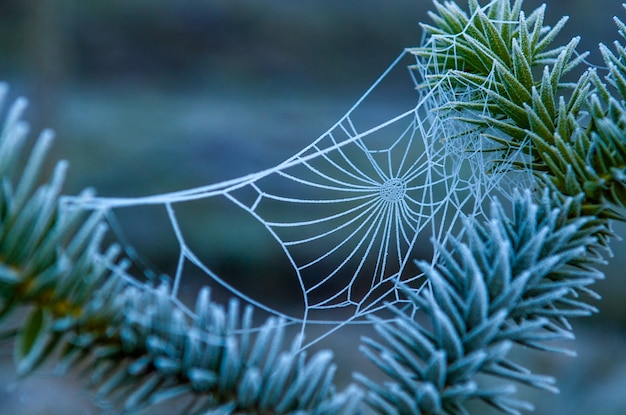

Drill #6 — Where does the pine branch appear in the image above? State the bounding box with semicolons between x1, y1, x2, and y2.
356;1;625;414
358;189;608;415
0;85;362;415
411;0;626;220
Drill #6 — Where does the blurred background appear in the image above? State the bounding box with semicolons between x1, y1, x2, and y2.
0;0;625;414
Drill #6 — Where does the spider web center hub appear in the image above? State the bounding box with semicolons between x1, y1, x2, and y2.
379;178;407;203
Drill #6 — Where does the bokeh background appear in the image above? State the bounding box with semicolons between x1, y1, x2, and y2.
1;0;625;414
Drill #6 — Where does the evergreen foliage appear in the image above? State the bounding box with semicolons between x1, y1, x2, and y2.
0;1;625;414
0;85;360;414
358;189;608;414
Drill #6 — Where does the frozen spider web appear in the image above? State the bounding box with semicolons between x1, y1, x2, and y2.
63;46;532;349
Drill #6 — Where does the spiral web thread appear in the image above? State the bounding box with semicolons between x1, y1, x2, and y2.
63;8;533;349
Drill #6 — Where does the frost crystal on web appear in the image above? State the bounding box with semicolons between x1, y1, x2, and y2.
63;45;532;349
